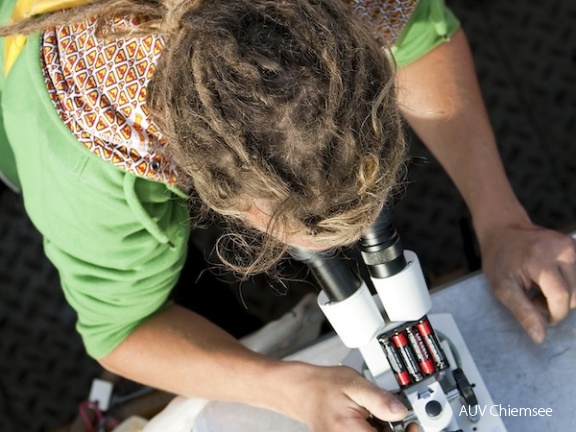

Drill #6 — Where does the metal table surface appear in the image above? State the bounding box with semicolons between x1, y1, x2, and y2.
429;272;576;431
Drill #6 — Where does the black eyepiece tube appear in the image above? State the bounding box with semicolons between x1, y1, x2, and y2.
289;247;360;302
360;205;407;279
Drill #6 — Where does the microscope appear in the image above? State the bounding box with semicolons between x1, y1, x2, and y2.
290;206;508;432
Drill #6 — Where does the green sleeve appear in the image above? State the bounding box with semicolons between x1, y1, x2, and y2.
1;30;191;359
392;0;461;67
43;174;191;359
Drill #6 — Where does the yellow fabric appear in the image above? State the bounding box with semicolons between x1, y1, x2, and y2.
5;0;92;76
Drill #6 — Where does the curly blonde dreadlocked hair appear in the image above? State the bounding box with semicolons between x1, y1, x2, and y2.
1;0;406;276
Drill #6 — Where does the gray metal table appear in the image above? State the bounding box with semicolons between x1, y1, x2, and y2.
429;273;576;431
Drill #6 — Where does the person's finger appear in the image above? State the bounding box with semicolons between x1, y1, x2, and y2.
345;380;408;423
558;260;576;310
405;422;420;432
551;236;576;309
331;415;384;432
493;279;547;343
366;416;420;432
535;267;571;325
531;292;549;317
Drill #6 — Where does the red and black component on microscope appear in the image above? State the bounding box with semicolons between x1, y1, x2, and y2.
378;335;411;387
405;325;436;376
391;331;424;383
415;317;449;371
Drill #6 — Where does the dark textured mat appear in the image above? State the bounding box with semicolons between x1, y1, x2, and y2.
0;189;102;432
1;0;575;430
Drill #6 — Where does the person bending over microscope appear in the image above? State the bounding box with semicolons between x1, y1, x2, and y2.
1;0;575;431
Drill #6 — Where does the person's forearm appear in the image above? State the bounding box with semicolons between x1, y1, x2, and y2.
98;303;408;430
98;304;296;415
394;29;576;339
395;29;530;242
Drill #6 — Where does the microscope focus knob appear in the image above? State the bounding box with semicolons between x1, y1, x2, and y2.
453;367;478;406
425;400;443;418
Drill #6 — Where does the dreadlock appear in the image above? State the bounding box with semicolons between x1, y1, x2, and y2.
1;0;406;276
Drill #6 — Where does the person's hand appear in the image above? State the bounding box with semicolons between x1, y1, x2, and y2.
278;362;414;432
478;221;576;343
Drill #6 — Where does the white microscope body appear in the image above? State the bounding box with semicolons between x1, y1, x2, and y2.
291;207;507;432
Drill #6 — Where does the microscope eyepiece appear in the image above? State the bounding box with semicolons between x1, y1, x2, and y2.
359;205;407;278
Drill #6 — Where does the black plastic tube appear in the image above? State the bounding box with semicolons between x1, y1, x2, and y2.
359;205;407;279
289;248;360;302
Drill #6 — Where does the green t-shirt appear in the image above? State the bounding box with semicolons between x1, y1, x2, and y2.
393;0;460;67
0;0;459;358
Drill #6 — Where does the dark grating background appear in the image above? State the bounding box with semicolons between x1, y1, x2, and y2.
1;1;575;430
